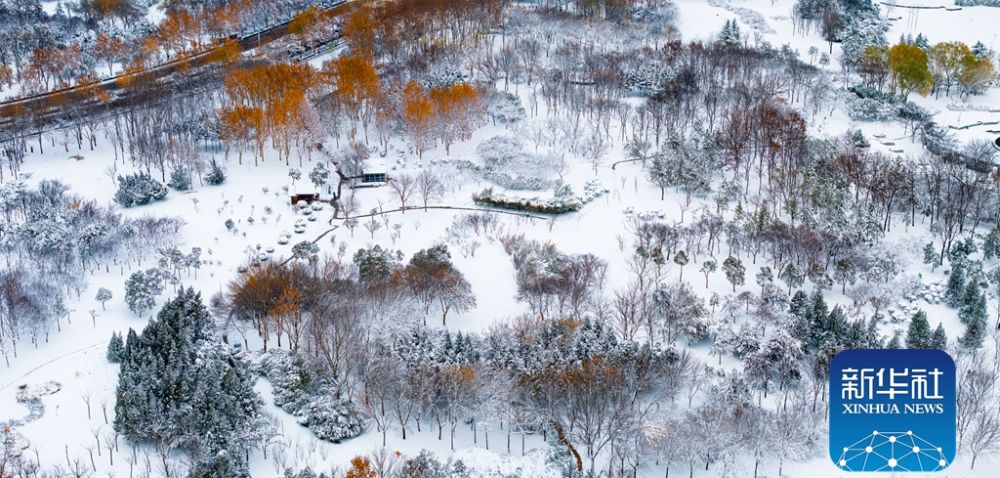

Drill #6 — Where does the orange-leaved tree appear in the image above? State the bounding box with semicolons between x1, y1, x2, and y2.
342;4;377;59
221;62;318;165
429;82;480;154
345;456;377;478
402;81;435;157
288;5;323;40
95;32;127;77
324;54;382;142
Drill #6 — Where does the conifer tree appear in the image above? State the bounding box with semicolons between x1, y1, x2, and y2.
673;250;688;281
722;256;745;292
96;287;113;310
922;243;939;270
106;332;125;363
930;323;948;349
905;311;932;349
114;288;267;463
168;164;192;191
885;332;902;349
960;315;986;350
959;281;987;325
205;159;227;186
945;265;966;307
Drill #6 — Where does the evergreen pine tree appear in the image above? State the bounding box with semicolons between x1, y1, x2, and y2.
789;290;809;318
205;159;226;186
125;269;165;316
959;281;986;325
114;288;267;462
930;323;948;349
95;287;113;310
960;315;986;350
673;250;688;280
983;227;1000;260
718;19;742;45
886;332;902;349
107;332;125;363
809;291;830;347
972;41;988;58
168;164;192;191
922;242;939;270
905;311;932;349
945;265;966;307
188;452;251;478
779;263;804;294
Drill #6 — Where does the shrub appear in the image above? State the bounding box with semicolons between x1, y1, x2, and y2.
114;172;167;207
259;350;366;443
205;159;226;185
168;165;192;191
473;188;581;214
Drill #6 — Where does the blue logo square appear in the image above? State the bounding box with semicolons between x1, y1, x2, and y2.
829;349;956;472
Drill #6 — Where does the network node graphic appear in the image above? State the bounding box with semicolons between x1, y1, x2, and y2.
836;430;948;472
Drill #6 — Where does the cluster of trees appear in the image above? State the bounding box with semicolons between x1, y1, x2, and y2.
221;62;320;165
858;39;996;100
219;244;474;353
944;263;992;349
204;231;802;477
0;179;181;363
114;288;268;476
501;235;607;321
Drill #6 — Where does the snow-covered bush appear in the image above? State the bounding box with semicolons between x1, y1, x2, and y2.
420;65;468;89
620;63;676;96
168;165;192;191
258;350;366;443
845;95;897;121
578;179;609;204
956;0;1000;6
205;159;226;185
486;91;526;124
473;188;582;214
473;136;555;190
114;172;167;207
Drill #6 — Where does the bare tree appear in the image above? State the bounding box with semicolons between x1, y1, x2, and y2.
613;282;645;342
968;408;1000;470
415;169;444;211
389;174;415;211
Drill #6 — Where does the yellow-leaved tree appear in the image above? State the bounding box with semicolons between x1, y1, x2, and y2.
888;43;932;100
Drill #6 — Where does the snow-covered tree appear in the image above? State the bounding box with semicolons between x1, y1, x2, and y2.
722;256;745;292
114;288;268;462
114;172;167;207
905;310;932;349
205;159;226;186
124;268;166;316
106;332;125;363
309;162;331;190
95;287;113;310
718;19;742;46
168;164;192;191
